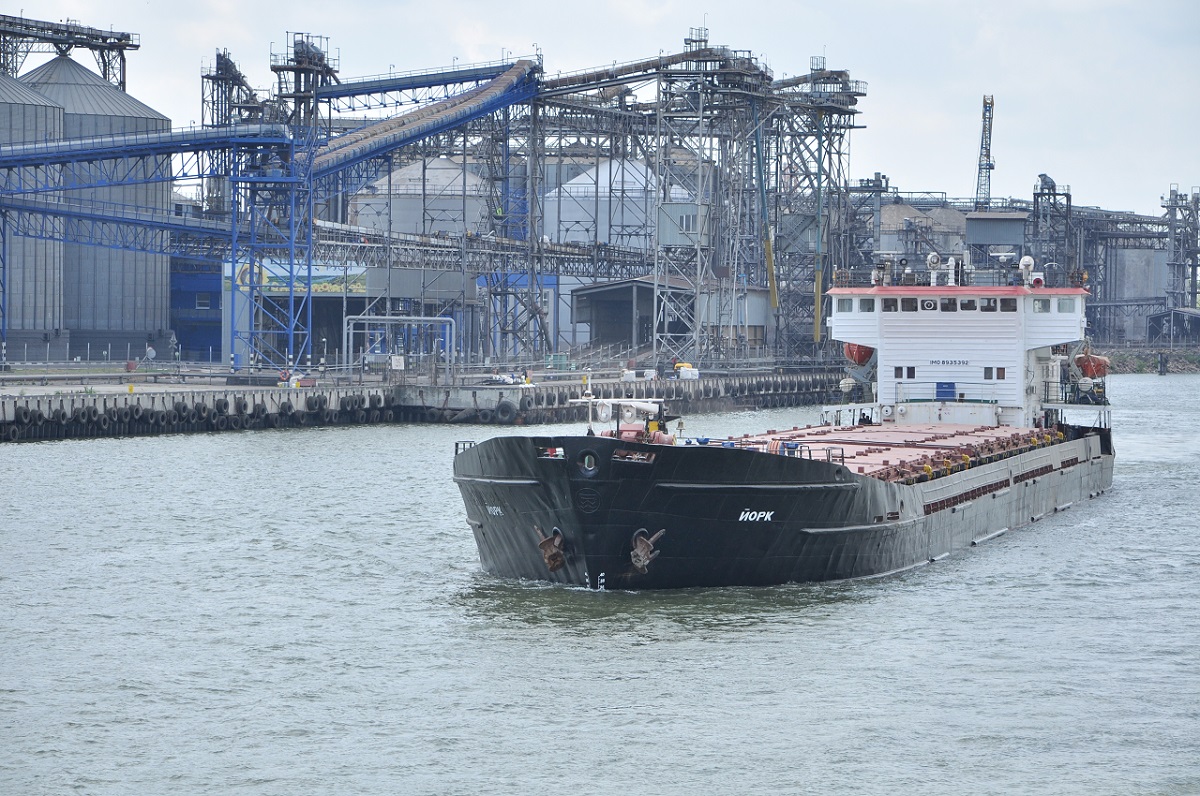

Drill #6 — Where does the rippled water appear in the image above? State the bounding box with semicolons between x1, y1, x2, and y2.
3;374;1198;795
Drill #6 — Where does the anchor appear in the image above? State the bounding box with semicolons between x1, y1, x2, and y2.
535;525;566;572
630;528;666;574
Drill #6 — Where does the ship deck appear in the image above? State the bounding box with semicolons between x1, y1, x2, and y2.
693;423;1055;482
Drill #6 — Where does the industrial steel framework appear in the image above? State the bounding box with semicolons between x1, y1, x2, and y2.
1164;185;1199;312
531;39;865;364
1031;173;1074;275
18;14;1190;367
0;27;868;367
308;56;544;364
768;58;865;361
0;13;877;368
650;34;761;365
0;13;139;90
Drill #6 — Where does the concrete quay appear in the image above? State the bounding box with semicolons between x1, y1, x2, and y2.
0;365;843;443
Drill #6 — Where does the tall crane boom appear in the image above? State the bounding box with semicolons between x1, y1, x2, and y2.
974;95;995;211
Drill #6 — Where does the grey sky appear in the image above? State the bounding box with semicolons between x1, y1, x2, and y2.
23;0;1199;216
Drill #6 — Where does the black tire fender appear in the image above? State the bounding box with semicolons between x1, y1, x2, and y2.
495;401;517;424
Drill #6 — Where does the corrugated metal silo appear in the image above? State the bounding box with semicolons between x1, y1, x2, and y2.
543;159;668;249
21;56;172;358
0;73;67;360
1110;248;1168;343
351;157;490;236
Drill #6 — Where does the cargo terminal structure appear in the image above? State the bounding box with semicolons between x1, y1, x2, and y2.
0;14;1197;373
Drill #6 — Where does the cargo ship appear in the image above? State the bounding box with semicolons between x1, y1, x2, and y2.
453;255;1114;589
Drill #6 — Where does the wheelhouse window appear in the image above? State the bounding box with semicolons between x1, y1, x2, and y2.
837;298;854;313
906;366;915;379
984;367;993;380
894;366;903;378
882;298;898;312
996;367;1006;379
859;298;876;312
1058;297;1076;312
919;298;938;311
959;298;977;311
980;298;998;312
940;297;957;312
1032;298;1051;313
901;297;918;312
1000;298;1018;312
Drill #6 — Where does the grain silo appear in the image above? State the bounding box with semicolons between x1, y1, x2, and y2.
21;56;171;359
352;156;489;236
543;159;669;250
0;73;66;360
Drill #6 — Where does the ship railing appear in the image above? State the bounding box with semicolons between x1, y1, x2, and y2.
833;267;1080;289
765;439;815;458
821;403;880;427
781;442;812;459
1042;377;1108;406
454;440;476;454
823;446;846;465
894;381;1002;405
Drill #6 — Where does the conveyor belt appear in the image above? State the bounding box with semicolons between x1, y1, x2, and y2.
310;60;538;179
0;124;291;172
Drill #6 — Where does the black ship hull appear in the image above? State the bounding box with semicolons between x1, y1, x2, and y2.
453;426;1114;590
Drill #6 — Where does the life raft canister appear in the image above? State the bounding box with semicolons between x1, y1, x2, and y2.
843;343;874;366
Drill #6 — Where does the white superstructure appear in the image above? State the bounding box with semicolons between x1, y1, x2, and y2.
827;276;1095;428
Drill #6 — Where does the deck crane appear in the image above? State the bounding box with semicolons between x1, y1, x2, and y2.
974;95;995;211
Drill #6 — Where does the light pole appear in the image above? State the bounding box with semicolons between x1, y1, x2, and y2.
342;266;349;368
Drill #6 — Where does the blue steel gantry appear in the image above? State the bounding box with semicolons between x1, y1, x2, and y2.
0;30;544;368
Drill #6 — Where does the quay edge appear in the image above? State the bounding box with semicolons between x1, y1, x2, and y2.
0;368;845;443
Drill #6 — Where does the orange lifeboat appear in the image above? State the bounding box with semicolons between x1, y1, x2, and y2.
1075;352;1110;378
843;343;875;366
